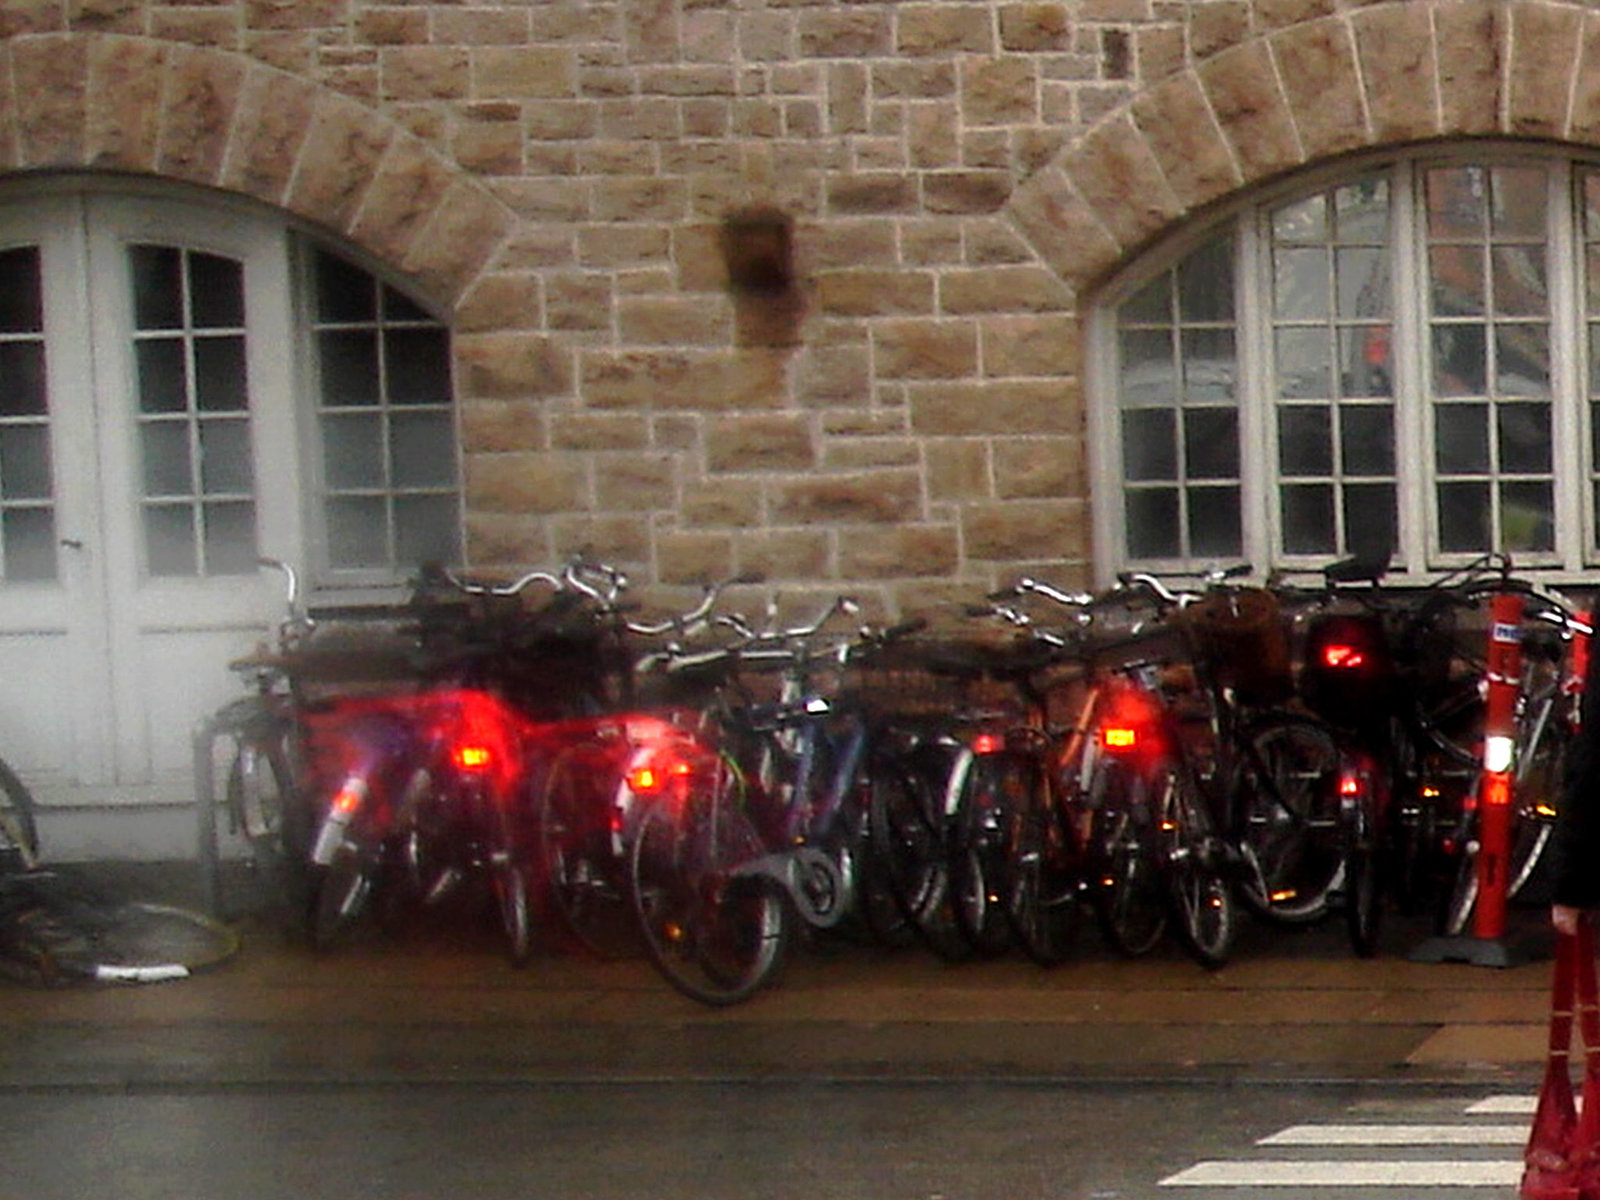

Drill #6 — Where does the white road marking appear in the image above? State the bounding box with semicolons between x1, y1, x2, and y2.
1258;1123;1527;1145
1159;1160;1522;1187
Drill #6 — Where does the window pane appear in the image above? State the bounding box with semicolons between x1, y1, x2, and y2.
1189;486;1241;557
1502;481;1553;552
1491;246;1547;317
1495;325;1549;396
199;419;253;494
1272;193;1326;243
326;495;387;568
1278;405;1332;475
202;500;257;574
1429;245;1485;315
1491;166;1546;238
1125;489;1179;558
1341;405;1394;475
1339;326;1392;398
3;508;53;581
189;252;244;329
1122;409;1177;481
1274;247;1328;320
1119;276;1170;325
0;246;42;333
1184;409;1238;480
1435;403;1489;473
136;339;188;413
144;503;196;575
383;286;432;323
1432;325;1486;395
1281;484;1335;554
391;412;456;488
1176;237;1234;322
323;413;385;489
315;252;378;323
318;330;381;407
385;327;451;406
1426;166;1487;240
1334;247;1387;319
395;494;461;566
1498;402;1551;474
1181;328;1234;402
1119;329;1175;406
1275;327;1331;399
0;425;51;500
142;423;192;496
1344;484;1397;558
194;336;248;412
1438;481;1490;551
130;245;183;330
0;341;46;416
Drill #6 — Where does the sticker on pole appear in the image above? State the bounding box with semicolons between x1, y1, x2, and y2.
1492;621;1522;644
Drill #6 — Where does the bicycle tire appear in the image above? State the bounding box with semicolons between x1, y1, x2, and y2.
225;731;316;914
865;737;959;951
308;823;382;951
0;752;39;871
1234;713;1346;925
946;748;1015;959
1089;760;1167;958
1341;761;1385;957
628;777;789;1007
537;746;634;958
997;751;1084;966
494;859;532;967
1159;760;1236;969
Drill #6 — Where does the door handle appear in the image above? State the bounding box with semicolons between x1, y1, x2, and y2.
60;538;84;550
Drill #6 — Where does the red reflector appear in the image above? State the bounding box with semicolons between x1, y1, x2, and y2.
1338;773;1362;797
971;732;1003;755
1101;726;1138;750
628;764;662;793
332;778;365;815
452;744;493;772
1322;643;1365;669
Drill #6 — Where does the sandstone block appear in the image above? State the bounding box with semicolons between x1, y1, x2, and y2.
706;414;817;473
771;470;922;525
874;319;980;380
838;524;959;578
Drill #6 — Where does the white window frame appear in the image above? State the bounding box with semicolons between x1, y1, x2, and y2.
1088;142;1600;587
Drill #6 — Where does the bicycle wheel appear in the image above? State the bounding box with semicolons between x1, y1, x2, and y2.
865;735;959;952
946;748;1016;958
308;807;384;951
225;730;315;913
1233;713;1345;925
0;752;40;872
997;752;1084;966
1089;759;1167;958
537;747;634;958
1341;760;1385;957
493;858;532;967
1158;760;1236;969
629;772;789;1007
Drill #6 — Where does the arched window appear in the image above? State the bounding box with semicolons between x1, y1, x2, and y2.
1092;144;1600;583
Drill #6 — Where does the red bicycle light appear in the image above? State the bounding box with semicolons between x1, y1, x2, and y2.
451;742;494;773
971;732;1004;756
1338;771;1363;798
331;775;367;816
1100;725;1139;751
1322;642;1366;669
626;752;695;796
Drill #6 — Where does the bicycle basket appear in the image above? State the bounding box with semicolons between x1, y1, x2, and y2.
1176;588;1293;704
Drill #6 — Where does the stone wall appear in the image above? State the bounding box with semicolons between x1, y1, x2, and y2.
0;0;1593;618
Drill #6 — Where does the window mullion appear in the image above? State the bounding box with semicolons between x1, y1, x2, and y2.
1238;212;1271;573
1390;159;1428;576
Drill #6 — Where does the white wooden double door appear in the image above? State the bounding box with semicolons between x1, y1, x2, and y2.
0;189;304;856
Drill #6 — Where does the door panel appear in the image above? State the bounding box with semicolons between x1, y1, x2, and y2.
0;193;301;849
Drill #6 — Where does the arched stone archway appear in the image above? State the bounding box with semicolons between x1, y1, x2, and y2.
0;31;513;311
1009;0;1600;295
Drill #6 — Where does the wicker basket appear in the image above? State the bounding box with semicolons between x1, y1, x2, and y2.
1175;588;1293;704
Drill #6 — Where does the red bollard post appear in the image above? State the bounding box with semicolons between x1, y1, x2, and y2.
1471;588;1524;943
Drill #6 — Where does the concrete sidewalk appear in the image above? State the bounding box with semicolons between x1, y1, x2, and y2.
0;860;1561;1090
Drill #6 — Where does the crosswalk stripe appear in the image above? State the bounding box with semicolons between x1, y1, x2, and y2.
1259;1124;1526;1145
1159;1160;1522;1187
1467;1095;1539;1115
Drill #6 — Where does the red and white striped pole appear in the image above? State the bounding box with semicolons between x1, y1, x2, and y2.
1471;588;1524;943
